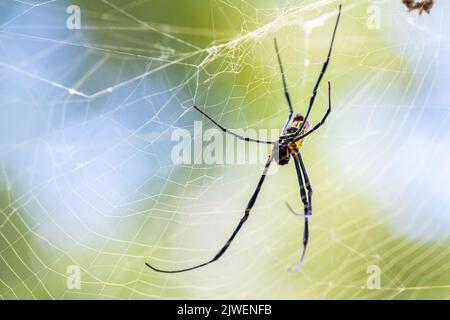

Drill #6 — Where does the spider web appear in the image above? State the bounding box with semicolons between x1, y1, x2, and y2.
0;0;449;299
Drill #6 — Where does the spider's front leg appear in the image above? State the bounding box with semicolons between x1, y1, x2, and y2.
193;106;274;145
295;81;332;141
294;5;341;136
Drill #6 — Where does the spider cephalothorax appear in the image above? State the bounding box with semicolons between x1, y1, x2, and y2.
146;5;341;274
274;114;311;166
402;0;435;15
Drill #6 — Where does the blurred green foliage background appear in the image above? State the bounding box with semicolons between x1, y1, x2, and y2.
0;0;449;299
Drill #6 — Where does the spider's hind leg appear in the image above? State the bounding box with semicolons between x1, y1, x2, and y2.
289;217;309;273
288;152;313;272
285;202;310;218
298;153;313;216
286;152;313;218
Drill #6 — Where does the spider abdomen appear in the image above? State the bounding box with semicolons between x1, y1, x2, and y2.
273;142;291;165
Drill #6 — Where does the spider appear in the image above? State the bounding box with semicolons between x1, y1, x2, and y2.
146;5;342;273
402;0;435;15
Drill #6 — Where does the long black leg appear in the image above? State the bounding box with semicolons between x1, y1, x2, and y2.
295;5;341;136
146;156;273;273
289;152;311;272
193;106;274;145
286;202;309;218
274;38;294;134
297;153;312;216
295;81;332;140
290;153;309;216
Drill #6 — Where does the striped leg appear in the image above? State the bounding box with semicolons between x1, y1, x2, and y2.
289;152;311;272
146;156;273;273
193;106;274;145
295;81;332;141
294;5;341;136
274;38;294;134
297;153;313;216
